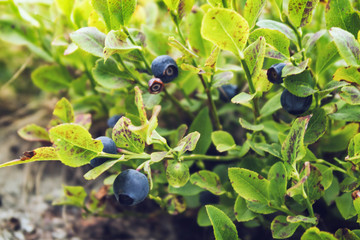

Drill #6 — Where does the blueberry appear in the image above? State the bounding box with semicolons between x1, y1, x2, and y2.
113;169;149;206
218;84;239;102
107;115;122;128
199;191;220;205
148;78;164;94
267;63;286;84
281;89;312;115
151;55;178;83
90;136;117;167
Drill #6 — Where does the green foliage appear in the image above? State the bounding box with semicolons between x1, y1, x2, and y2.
2;0;360;239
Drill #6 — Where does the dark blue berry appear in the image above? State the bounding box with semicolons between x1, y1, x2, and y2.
218;84;239;102
151;55;178;83
199;191;220;205
113;169;149;206
90;136;117;167
267;63;286;84
107;115;122;128
281;89;312;115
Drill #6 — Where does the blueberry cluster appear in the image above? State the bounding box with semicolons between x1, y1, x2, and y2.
148;55;178;94
267;63;312;115
90;116;149;206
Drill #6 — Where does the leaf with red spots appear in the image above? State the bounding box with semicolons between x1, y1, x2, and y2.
49;97;75;127
108;0;136;26
281;115;311;165
229;167;270;204
173;131;200;155
190;170;225;195
268;162;287;207
17;124;50;142
112;116;145;153
244;0;266;29
201;8;249;58
0;147;59;168
49;124;103;167
53;186;87;208
288;0;320;27
271;215;300;239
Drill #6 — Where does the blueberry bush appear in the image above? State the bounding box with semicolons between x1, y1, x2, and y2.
1;0;360;239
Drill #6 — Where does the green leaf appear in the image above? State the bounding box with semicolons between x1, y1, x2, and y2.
301;227;337;240
268;162;287;207
163;0;179;10
51;98;75;124
186;7;212;58
229;168;269;203
206;205;239;240
282;59;309;77
335;228;360;240
318;80;350;99
103;30;141;60
169;181;203;196
303;30;326;54
212;72;234;88
201;8;249;58
260;91;282;118
325;0;360;37
315;41;340;75
244;36;266;82
92;58;132;89
329;27;360;66
284;70;316;97
256;20;297;42
257;143;283;159
271;215;300;239
231;92;256;105
190;170;226;195
142;25;170;56
287;215;317;224
91;0;111;31
333;66;360;85
336;192;357;220
304;164;324;202
304;108;327;144
84;156;125;180
189;108;213;154
18;124;50;142
281;115;311;165
249;28;290;57
340;86;360;105
234;196;256;222
244;0;266;29
53;186;87;208
31;65;71;92
288;0;319;27
49;124;103;167
246;200;277;214
108;0;136;26
134;86;147;124
70;27;106;58
0;147;58;168
112;116;145;153
239;118;264;131
173;132;201;155
329;105;360;122
211;131;236;152
320;123;359;152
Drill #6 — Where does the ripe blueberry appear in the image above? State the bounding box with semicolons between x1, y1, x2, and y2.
113;169;149;206
199;191;220;205
151;55;178;83
218;84;239;102
267;63;286;84
148;78;164;94
281;89;312;115
107;115;122;128
90;136;117;167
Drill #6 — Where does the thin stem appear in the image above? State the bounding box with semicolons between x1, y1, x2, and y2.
171;11;222;129
163;87;195;120
114;54;148;88
122;26;152;73
240;58;260;121
222;0;228;8
180;154;240;161
1;54;32;90
316;159;347;174
304;197;315;218
285;17;304;60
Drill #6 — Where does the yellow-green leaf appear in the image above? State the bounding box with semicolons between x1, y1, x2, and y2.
201;8;249;58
